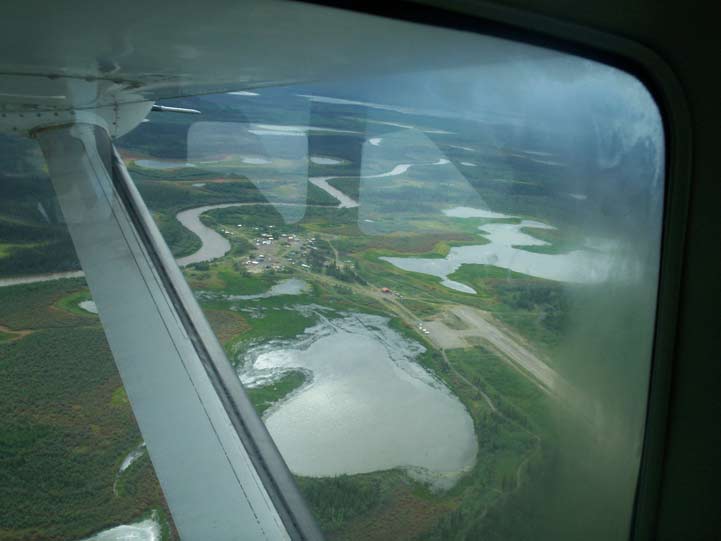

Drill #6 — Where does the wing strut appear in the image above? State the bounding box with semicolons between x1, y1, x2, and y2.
36;123;322;541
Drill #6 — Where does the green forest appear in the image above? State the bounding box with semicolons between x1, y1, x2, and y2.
0;280;177;541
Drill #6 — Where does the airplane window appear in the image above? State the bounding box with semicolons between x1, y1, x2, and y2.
119;50;662;540
0;21;664;541
0;136;179;539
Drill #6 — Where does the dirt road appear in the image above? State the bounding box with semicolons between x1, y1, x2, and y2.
448;305;558;393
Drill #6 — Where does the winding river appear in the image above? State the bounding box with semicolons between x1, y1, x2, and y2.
308;157;452;207
175;204;238;266
308;177;359;208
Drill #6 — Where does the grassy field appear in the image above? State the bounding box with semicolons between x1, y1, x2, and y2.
247;370;308;416
152;212;201;258
203;309;251;343
190;263;276;294
0;279;92;330
55;290;95;318
223;299;317;347
446;347;551;431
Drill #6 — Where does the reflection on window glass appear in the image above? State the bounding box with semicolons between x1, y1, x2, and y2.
119;50;663;540
0;136;178;540
1;31;664;541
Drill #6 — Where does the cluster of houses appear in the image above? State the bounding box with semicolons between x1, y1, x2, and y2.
238;223;323;273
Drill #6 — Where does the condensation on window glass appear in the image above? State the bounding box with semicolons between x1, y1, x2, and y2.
0;135;179;540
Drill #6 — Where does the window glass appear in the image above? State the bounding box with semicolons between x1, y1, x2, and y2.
0;29;664;541
117;45;663;540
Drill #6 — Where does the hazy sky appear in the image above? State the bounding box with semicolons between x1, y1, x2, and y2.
296;50;663;182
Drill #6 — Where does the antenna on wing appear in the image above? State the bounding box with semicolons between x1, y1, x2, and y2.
151;104;201;114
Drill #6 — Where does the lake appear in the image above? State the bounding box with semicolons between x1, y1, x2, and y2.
239;311;477;488
79;300;98;314
201;278;309;301
78;513;160;541
382;206;617;292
